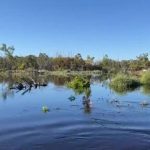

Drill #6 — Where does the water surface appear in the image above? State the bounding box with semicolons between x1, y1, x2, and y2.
0;75;150;150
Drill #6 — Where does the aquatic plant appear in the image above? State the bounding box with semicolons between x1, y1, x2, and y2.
67;76;91;96
140;71;150;85
67;76;90;89
68;95;76;101
42;106;49;113
109;74;140;93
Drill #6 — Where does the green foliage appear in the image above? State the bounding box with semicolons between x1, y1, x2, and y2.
18;63;25;70
0;43;150;74
42;106;49;113
110;74;140;92
0;44;15;70
67;76;90;95
67;76;90;89
0;43;14;58
140;71;150;85
37;53;50;70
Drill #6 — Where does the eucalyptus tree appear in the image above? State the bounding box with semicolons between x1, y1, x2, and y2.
37;53;51;70
136;53;149;69
0;43;15;70
74;53;85;70
86;55;95;64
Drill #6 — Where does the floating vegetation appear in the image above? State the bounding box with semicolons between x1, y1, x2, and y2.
67;76;90;89
68;95;76;101
67;76;91;95
109;74;140;94
42;106;50;113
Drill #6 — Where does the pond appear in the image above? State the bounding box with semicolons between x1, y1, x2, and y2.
0;75;150;150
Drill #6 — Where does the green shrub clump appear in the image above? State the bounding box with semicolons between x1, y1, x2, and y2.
67;76;91;95
67;76;90;89
110;74;140;91
140;71;150;85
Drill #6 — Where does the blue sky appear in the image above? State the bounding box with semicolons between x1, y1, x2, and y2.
0;0;150;60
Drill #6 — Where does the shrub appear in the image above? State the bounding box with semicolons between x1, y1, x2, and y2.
67;76;90;89
140;71;150;85
109;74;140;91
67;76;90;94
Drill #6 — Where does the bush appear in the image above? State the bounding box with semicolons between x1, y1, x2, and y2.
67;76;90;94
67;76;90;89
140;71;150;85
110;74;140;91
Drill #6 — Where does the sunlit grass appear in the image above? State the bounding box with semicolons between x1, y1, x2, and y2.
140;71;150;85
109;74;140;93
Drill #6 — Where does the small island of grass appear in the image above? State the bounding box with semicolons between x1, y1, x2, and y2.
109;74;141;92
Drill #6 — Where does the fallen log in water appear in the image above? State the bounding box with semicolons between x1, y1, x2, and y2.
10;83;25;90
9;77;48;94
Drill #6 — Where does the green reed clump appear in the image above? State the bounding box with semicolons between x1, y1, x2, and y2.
109;74;140;92
140;71;150;85
67;76;90;94
67;76;90;89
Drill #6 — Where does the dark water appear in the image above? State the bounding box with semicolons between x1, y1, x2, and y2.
0;76;150;150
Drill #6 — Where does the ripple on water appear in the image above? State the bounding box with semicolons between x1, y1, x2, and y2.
0;115;150;150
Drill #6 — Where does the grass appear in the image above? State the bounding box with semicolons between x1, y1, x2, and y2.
47;70;102;77
140;71;150;85
109;74;140;92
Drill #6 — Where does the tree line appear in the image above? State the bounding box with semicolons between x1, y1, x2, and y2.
0;44;150;73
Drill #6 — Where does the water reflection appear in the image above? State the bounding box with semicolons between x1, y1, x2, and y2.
82;96;92;113
1;74;150;149
110;85;139;95
109;85;150;95
0;75;73;100
0;84;14;100
142;85;150;95
1;73;150;101
48;75;72;86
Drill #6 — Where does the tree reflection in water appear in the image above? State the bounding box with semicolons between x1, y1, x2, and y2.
82;95;92;114
82;87;92;114
0;83;14;100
